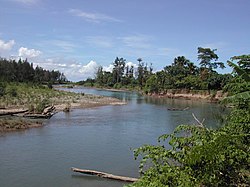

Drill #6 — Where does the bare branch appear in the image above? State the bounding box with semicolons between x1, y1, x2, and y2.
192;113;205;127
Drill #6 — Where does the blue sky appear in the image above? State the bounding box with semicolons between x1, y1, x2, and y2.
0;0;249;81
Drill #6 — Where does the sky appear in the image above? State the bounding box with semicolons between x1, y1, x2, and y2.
0;0;249;81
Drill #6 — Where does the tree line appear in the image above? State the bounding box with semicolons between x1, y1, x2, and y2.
82;47;238;93
0;57;67;83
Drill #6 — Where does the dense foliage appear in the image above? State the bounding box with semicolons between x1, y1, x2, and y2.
81;47;232;93
0;57;67;83
126;56;250;187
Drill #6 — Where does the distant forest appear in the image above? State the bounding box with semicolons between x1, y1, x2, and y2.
80;47;239;93
0;58;67;83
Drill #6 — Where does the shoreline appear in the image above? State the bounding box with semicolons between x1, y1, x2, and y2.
147;90;227;102
81;85;227;102
0;88;126;133
68;85;134;93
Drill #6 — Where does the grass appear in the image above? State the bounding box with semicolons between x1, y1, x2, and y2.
0;83;85;109
0;82;124;111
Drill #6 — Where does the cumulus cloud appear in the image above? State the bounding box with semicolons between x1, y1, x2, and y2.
103;64;114;72
18;47;42;59
79;60;99;77
69;9;121;23
99;61;137;73
34;58;101;81
126;61;137;68
0;39;15;51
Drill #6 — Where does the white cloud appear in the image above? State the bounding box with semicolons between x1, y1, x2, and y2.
79;60;99;77
103;64;114;72
34;58;101;81
69;9;121;23
126;61;137;68
0;39;15;51
18;47;42;59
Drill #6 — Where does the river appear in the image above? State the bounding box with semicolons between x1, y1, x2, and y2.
0;87;224;187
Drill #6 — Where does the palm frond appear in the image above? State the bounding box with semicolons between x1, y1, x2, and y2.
227;61;250;81
221;91;250;105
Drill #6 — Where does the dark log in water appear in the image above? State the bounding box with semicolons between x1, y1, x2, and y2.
167;107;189;111
71;167;138;182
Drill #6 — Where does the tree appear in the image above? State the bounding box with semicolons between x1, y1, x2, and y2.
137;58;152;89
145;74;159;94
137;58;144;89
112;57;126;84
95;66;104;85
198;47;225;70
0;57;66;84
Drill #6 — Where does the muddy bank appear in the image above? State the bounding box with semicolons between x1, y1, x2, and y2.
148;89;227;102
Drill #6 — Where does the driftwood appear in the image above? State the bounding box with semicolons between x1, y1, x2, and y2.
23;113;54;119
192;113;205;127
71;167;138;182
42;105;55;115
22;105;56;119
167;107;189;111
8;105;56;119
0;109;28;116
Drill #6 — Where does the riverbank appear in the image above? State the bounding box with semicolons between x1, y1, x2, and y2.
0;83;126;132
147;89;227;102
77;84;227;102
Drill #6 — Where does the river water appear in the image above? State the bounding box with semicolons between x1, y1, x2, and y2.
0;87;224;187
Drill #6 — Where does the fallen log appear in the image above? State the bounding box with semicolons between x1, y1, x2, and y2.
71;167;138;182
0;109;29;116
23;112;55;119
167;107;189;111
